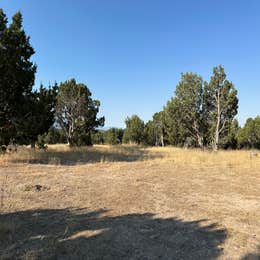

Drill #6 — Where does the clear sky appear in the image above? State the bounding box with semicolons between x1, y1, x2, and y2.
1;0;260;127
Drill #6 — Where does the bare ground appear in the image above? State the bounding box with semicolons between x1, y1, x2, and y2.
0;145;259;259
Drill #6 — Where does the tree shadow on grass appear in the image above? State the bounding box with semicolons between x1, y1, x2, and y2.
11;146;163;166
0;208;227;259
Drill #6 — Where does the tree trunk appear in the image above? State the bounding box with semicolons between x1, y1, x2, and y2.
67;123;75;147
214;90;221;151
31;141;35;149
213;129;219;151
197;135;203;149
67;136;74;147
160;134;164;147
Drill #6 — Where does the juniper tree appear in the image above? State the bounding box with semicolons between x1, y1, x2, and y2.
143;111;166;146
237;117;260;149
163;73;206;148
55;79;104;146
0;9;36;145
16;84;58;147
123;115;144;144
163;97;188;146
223;118;240;149
173;73;206;148
144;120;157;146
104;128;124;145
204;66;238;150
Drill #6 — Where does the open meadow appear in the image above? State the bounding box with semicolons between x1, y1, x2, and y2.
0;145;260;259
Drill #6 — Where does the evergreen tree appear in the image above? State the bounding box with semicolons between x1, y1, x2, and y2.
104;128;124;145
237;117;260;149
163;97;190;147
144;112;166;146
222;119;240;149
123;115;144;144
144;120;157;146
204;66;238;150
152;111;166;146
55;79;104;146
91;130;105;145
44;127;67;144
172;73;206;147
0;9;37;145
16;83;58;147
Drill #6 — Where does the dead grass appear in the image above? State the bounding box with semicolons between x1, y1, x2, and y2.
0;145;158;166
0;145;259;259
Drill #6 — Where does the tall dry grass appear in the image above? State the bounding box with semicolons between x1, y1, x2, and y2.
146;146;260;170
0;144;150;166
0;144;259;171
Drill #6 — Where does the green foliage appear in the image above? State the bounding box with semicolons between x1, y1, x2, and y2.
163;97;188;146
16;83;58;146
74;131;92;146
123;115;144;144
166;73;206;147
162;66;238;149
91;131;105;144
104;128;124;145
44;127;67;144
237;117;260;149
0;9;36;145
204;66;238;150
222;119;240;149
36;134;48;150
144;120;157;146
144;112;166;146
55;79;104;146
122;129;130;144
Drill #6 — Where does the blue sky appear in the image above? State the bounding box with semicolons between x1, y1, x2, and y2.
1;0;260;127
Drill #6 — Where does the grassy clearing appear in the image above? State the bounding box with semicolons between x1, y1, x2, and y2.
0;145;259;259
0;144;157;165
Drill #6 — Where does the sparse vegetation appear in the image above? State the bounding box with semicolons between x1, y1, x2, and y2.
0;145;259;259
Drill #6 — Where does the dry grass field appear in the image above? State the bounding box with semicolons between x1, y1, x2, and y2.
0;145;259;259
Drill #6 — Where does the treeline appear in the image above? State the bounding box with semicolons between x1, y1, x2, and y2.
0;9;259;151
39;127;125;146
90;115;260;150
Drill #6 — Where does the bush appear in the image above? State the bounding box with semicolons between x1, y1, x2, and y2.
36;135;48;150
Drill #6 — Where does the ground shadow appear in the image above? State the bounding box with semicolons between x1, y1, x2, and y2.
0;208;227;259
11;146;163;166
